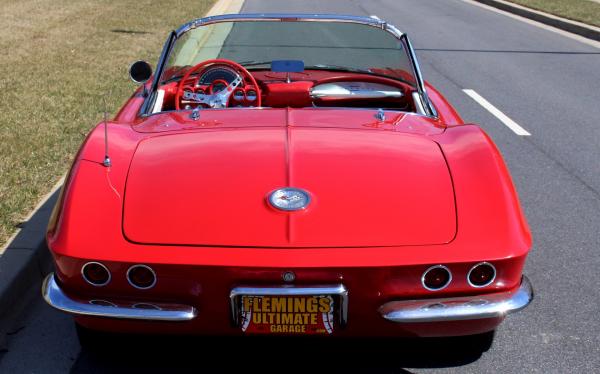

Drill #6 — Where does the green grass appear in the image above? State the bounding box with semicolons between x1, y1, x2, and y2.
0;0;215;248
508;0;600;27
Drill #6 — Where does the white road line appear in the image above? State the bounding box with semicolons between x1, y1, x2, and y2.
459;0;600;49
463;89;531;136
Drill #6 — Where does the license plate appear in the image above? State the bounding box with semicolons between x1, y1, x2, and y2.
239;295;335;335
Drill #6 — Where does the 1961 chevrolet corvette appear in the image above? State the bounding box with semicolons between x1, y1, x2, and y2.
42;14;533;346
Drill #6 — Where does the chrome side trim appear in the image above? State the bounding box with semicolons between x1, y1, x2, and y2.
42;274;197;321
229;284;348;327
380;276;533;323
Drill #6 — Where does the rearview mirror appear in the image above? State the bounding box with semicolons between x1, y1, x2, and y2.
129;60;152;84
271;60;304;73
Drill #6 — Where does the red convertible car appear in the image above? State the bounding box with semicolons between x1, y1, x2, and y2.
42;14;533;346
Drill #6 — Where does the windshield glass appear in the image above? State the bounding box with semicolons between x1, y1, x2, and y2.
161;20;416;85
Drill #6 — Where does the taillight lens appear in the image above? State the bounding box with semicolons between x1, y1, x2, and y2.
82;262;111;286
468;263;496;287
422;265;452;291
127;265;156;289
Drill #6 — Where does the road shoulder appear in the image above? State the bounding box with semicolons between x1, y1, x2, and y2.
0;190;59;342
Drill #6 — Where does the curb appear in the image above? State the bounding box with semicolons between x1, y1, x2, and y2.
0;189;59;337
0;0;242;339
472;0;600;42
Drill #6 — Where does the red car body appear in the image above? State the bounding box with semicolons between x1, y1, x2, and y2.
43;14;532;340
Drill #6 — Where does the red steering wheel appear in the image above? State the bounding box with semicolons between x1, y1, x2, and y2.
175;59;261;110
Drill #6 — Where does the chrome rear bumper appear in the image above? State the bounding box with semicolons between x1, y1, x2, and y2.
379;276;533;323
42;272;532;325
41;273;197;321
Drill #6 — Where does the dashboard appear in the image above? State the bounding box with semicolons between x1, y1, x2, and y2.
162;65;413;111
180;66;258;109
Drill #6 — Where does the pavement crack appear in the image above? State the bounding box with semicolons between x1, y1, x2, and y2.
6;326;25;336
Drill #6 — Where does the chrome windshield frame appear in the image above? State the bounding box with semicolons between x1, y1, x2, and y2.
143;13;437;118
175;13;388;36
401;33;438;117
141;30;176;114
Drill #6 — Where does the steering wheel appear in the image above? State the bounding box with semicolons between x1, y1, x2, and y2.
175;59;261;110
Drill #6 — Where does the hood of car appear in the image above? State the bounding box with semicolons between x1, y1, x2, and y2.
123;126;456;247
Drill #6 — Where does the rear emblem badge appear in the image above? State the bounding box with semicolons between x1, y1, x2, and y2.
269;188;311;211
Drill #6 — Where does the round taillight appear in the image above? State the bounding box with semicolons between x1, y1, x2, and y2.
127;265;156;289
468;262;496;288
422;265;452;291
81;262;111;286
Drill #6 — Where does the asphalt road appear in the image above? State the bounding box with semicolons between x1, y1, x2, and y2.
1;0;599;373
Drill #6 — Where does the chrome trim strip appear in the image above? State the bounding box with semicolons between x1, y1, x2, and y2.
126;264;157;290
140;106;425;118
229;284;348;327
310;82;404;100
81;262;111;287
175;14;390;37
42;274;197;321
411;91;426;116
380;276;533;323
142;30;177;115
421;264;452;291
467;262;497;288
402;34;438;118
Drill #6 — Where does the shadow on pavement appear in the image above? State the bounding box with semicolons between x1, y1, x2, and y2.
71;333;492;373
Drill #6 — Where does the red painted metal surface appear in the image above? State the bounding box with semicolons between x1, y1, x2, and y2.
46;69;532;338
123;125;455;247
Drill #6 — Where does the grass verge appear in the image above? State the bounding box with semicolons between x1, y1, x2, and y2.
0;0;215;249
508;0;600;27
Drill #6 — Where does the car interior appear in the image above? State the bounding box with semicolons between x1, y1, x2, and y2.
152;58;420;114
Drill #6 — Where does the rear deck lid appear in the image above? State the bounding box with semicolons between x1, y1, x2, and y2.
123;128;456;247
